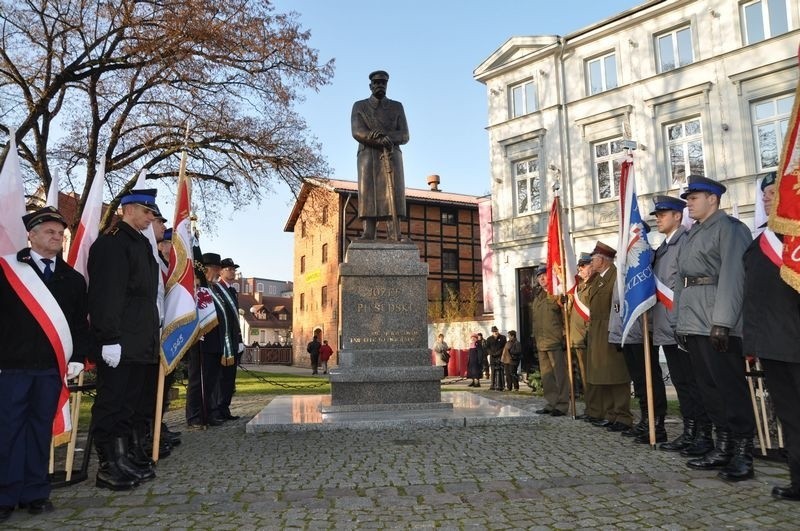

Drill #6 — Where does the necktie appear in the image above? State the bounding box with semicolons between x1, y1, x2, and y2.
42;258;54;281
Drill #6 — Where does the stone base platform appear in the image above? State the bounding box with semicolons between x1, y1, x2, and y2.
246;392;538;433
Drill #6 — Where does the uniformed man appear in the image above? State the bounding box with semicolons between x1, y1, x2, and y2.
570;253;594;420
743;182;800;500
351;70;410;241
215;257;244;420
0;207;88;522
88;188;161;489
650;195;710;454
531;265;569;415
673;175;755;481
486;326;506;391
586;242;632;431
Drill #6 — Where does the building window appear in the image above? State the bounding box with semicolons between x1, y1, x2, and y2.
300;255;306;274
279;313;287;321
741;0;790;45
513;158;541;215
440;208;457;225
300;221;307;238
321;243;328;264
321;286;328;308
752;93;795;171
232;283;240;292
592;138;625;200
442;250;458;272
256;282;264;293
509;79;537;118
321;206;328;224
299;293;305;311
666;117;705;185
586;52;618;95
269;285;276;294
656;26;693;73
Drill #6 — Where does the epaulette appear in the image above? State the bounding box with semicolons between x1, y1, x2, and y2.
109;227;120;235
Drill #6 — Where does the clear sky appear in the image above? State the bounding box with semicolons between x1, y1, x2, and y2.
198;0;641;281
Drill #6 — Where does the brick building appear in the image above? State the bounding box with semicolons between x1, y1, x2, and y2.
284;177;483;366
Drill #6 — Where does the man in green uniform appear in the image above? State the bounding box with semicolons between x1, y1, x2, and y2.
531;265;569;416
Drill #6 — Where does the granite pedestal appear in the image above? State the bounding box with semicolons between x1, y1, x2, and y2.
323;241;448;414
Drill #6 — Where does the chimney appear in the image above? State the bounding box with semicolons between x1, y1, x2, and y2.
427;174;441;192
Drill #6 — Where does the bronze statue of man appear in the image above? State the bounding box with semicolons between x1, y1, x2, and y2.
351;70;410;241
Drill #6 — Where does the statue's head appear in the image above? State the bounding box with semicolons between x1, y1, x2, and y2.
369;70;389;99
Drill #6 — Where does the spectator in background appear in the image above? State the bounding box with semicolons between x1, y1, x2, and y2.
501;330;521;391
319;340;334;375
433;333;450;378
306;329;321;375
467;333;482;387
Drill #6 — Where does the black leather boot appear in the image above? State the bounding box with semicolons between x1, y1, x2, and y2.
718;437;754;482
95;442;139;491
661;418;695;452
687;430;732;470
635;416;667;444
114;437;156;482
128;430;157;478
622;407;647;438
680;423;714;457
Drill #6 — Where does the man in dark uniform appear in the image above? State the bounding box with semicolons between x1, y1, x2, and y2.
215;257;244;420
743;176;800;500
650;195;710;454
673;175;755;481
351;70;410;241
88;188;161;490
486;326;506;391
0;207;88;523
186;253;230;428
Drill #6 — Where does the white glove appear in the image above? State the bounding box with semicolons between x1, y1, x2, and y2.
101;344;122;368
238;342;245;354
66;362;84;380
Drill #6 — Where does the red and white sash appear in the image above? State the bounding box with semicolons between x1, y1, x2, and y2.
655;277;674;311
760;229;783;268
0;254;73;436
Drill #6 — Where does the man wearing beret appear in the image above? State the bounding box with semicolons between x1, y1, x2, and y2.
0;207;88;522
351;70;410;241
88;188;162;489
650;195;710;454
673;175;755;481
585;242;633;431
215;257;244;421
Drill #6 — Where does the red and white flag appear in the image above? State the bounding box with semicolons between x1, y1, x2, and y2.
66;157;105;281
46;169;60;208
0;129;28;255
545;195;577;297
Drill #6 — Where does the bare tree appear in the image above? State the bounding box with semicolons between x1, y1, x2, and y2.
0;0;334;229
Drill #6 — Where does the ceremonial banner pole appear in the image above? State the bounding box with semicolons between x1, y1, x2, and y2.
553;183;576;418
152;363;166;462
745;358;768;456
641;312;656;448
754;362;773;449
65;371;85;481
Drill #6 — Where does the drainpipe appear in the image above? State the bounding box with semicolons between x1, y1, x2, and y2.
556;36;575;239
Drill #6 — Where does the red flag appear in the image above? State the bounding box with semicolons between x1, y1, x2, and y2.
769;46;800;292
545;196;577;296
66;157;105;282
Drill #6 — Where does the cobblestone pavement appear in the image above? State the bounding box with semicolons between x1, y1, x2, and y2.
9;388;800;530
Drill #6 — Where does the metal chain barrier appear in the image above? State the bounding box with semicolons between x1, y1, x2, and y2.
237;364;330;389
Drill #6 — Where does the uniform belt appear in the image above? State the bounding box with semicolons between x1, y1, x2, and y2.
683;276;716;287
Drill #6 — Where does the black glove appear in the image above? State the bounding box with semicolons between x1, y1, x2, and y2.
674;331;688;351
710;325;730;352
611;343;622;352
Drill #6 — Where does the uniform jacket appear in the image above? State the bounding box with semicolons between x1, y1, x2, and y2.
217;280;243;347
0;248;89;369
607;283;645;345
674;210;751;337
88;221;160;364
651;226;688;345
351;96;409;219
531;288;563;352
743;233;800;363
203;283;239;356
486;333;506;358
569;279;590;349
586;264;630;385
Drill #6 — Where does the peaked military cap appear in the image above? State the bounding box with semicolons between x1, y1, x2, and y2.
680;175;726;199
221;258;239;269
120;188;160;213
577;252;592;265
650;195;686;215
759;171;777;191
152;204;167;223
535;264;547;276
22;206;68;231
201;252;222;267
369;70;389;81
162;228;172;241
591;241;617;259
